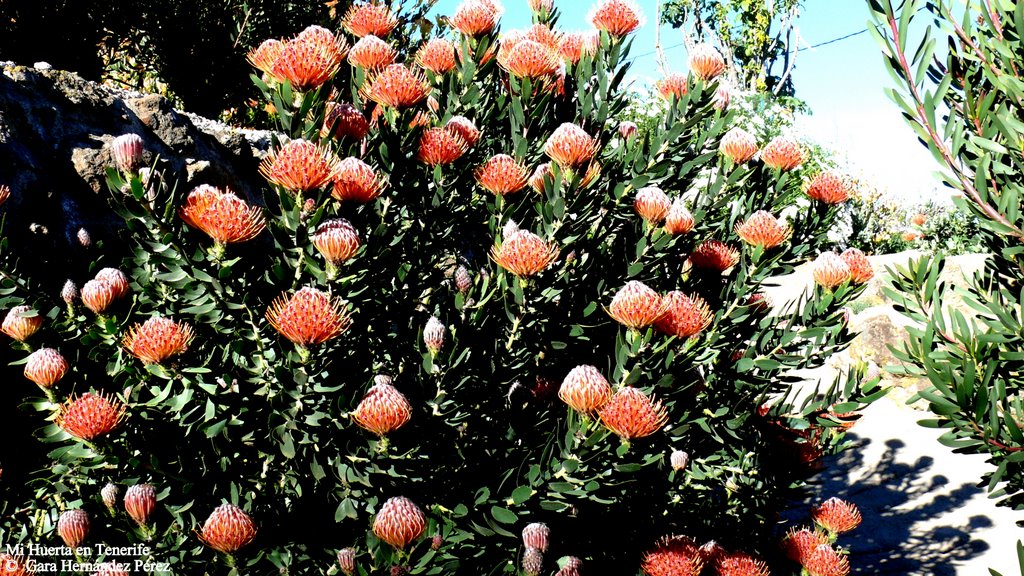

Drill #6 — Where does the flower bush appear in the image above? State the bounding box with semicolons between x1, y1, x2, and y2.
0;1;881;574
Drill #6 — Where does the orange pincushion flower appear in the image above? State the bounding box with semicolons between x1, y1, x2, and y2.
761;136;804;170
312;219;361;265
558;365;613;413
840;248;873;284
266;287;352;346
2;305;42;341
902;230;922;242
811;497;862;534
57;392;126;441
490;230;559;277
271;26;348;91
332;157;386;203
803;544;850;576
0;553;30;576
348;35;396;69
522;23;561;50
247;39;286;76
322;102;370;141
715;553;769;576
417;38;458;74
589;0;644;37
200;504;257;554
782;527;830;564
373;496;426;549
806;171;851;204
642;536;702;576
664;199;695;235
599;386;668;440
418;127;470;166
689;240;739;272
688;43;726;81
57;509;90;549
260;140;342;193
499;39;561;79
736;211;791;248
559;31;598;63
446;116;481;146
122;316;194;364
361;64;431;109
528;0;554;13
450;0;503;37
607;281;667;329
719;127;759;163
81;280;120;314
96;268;130;299
179;185;266;245
634;187;672;224
529;162;554;193
342;3;398;38
656;72;688;100
544;123;597;168
812;253;851;289
911;212;927;226
124;484;157;527
713;83;731;110
352;382;413;436
24;348;68;388
655;291;712;338
475;154;530;195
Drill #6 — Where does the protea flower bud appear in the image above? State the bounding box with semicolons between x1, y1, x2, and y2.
56;392;126;441
360;64;431;109
697;540;726;566
112;133;144;173
431;533;443;550
806;171;851;204
558;365;613;413
529;0;554;13
2;306;42;341
840;248;873;284
122;316;194;364
101;483;120;510
654;72;688;101
491;230;560;277
802;544;850;576
544;123;597;168
418;127;470;166
179;185;266;247
688;240;739;272
607;281;667;329
760;136;804;171
812;253;851;289
81;280;119;315
522;522;550;552
423;316;447;355
353;382;413;437
77;227;92;247
124;484;157;527
599;386;669;440
322;102;370;141
714;552;770;576
57;509;89;549
454;266;472;294
446;116;481;147
336;547;357;575
61;280;78;304
348;35;397;69
618;121;638;139
811;497;862;534
719;127;758;164
372;496;426;549
663;199;694;235
476;154;530;195
24;348;68;388
199;503;257;554
266;287;352;346
634;187;672;224
589;0;644;37
260;139;342;193
558;556;583;576
670;450;689;471
313;219;361;267
781;527;829;564
688;44;725;81
642;535;703;576
522;547;544;576
655;291;712;339
735;211;791;249
342;3;398;37
450;0;503;37
713;84;731;110
0;185;9;207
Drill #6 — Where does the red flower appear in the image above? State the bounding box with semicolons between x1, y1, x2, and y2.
840;248;873;284
720;128;759;164
475;154;530;195
266;287;352;346
313;219;361;266
373;496;426;549
607;281;666;329
558;31;599;63
445;116;480;147
81;280;120;314
642;535;702;576
353;382;413;437
179;185;265;245
348;35;396;69
417;38;458;74
664;199;695;235
0;185;9;208
656;72;688;101
122;316;194;364
57;509;90;549
499;39;561;79
558;365;613;413
1;305;41;341
689;240;739;272
655;291;712;338
57;392;126;441
736;211;790;248
589;0;645;37
124;484;157;527
811;497;862;534
634;187;672;224
544;123;597;168
688;43;726;81
247;39;286;76
761;136;804;170
332;157;387;203
24;348;68;388
200;504;257;554
491;230;560;277
812;253;851;289
450;0;503;37
806;171;851;204
781;527;830;564
342;3;398;38
322;102;370;141
361;64;431;109
715;553;769;576
599;386;668;440
96;268;130;299
418;127;470;166
260;139;342;193
803;544;850;576
271;26;348;91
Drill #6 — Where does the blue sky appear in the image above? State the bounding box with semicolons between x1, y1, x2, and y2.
429;0;943;204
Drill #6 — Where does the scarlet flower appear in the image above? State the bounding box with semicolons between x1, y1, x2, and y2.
736;211;791;248
656;72;688;101
446;116;481;146
348;35;396;69
499;39;561;79
599;385;669;439
111;133;145;173
122;316;194;364
124;484;157;527
812;253;851;289
689;240;740;272
332;157;387;203
247;39;286;76
715;553;769;576
361;64;431;109
266;287;352;346
688;43;726;81
840;248;873;284
655;291;713;338
353;382;413;436
475;154;530;195
761;136;804;170
23;348;67;389
558;365;613;413
811;497;863;534
806;171;851;204
200;504;257;554
607;281;666;329
271;26;348;91
664;199;695;235
522;522;550;552
803;544;850;576
450;0;503;37
781;527;830;564
57;509;90;549
57;392;126;441
911;212;927;226
260;140;341;193
417;38;458;74
529;162;554;193
342;3;398;38
634;187;672;224
589;0;645;37
2;305;42;342
312;219;361;266
179;185;266;245
373;496;427;549
544;123;597;168
322;102;371;141
558;31;598;64
0;553;29;576
418;127;470;166
719;127;759;164
642;535;702;576
491;230;560;277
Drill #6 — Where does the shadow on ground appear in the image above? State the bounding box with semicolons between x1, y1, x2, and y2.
787;435;991;576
